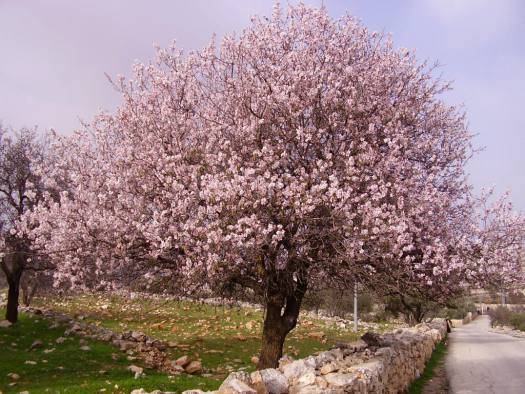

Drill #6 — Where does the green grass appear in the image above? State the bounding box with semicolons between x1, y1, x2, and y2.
0;309;219;394
1;293;395;393
406;337;448;394
30;293;385;376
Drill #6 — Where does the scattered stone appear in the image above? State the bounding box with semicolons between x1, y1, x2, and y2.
130;390;176;394
0;320;12;328
55;337;66;344
9;373;20;380
185;361;202;375
250;356;259;365
128;365;144;378
167;362;185;373
29;339;43;350
175;355;191;367
24;360;37;365
131;331;147;342
80;345;91;351
307;331;325;340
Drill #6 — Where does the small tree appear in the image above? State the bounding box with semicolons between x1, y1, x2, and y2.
0;126;50;323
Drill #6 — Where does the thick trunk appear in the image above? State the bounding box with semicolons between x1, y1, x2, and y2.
257;297;290;369
257;279;307;369
6;271;21;323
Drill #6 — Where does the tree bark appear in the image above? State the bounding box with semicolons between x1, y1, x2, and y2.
257;279;307;369
6;268;22;323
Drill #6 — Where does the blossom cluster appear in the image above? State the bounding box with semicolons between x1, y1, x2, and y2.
20;4;524;300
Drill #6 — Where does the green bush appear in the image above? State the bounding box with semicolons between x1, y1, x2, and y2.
439;299;478;320
488;306;525;331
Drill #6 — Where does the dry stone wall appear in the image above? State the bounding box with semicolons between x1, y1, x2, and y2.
133;320;446;394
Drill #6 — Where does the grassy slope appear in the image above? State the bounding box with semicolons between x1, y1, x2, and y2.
0;309;218;394
31;293;387;376
1;293;394;393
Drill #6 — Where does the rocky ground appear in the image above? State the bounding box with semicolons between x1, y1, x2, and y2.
167;321;447;394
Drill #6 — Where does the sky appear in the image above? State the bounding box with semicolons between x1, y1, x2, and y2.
0;0;524;211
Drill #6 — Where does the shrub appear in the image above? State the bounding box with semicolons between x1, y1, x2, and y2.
488;306;525;331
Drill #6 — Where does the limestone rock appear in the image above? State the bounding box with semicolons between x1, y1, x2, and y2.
222;371;251;386
320;362;338;375
282;360;313;382
297;371;316;386
182;390;215;394
347;339;368;352
29;339;43;350
175;355;191;367
128;365;144;378
0;320;12;328
218;378;256;394
185;360;202;374
323;372;357;388
251;369;288;394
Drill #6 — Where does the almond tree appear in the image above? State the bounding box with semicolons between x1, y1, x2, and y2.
0;126;51;323
23;4;524;367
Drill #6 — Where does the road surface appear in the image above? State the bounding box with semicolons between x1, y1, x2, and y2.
446;315;525;393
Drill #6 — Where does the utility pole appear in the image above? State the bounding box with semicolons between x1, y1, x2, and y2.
353;281;358;332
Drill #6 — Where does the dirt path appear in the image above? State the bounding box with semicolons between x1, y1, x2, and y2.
446;315;525;393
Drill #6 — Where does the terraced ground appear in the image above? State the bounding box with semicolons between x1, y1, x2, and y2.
0;309;207;394
1;293;396;393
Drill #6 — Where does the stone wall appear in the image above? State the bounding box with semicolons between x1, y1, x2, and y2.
172;320;447;394
450;311;477;327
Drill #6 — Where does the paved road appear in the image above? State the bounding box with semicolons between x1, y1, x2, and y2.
446;315;525;393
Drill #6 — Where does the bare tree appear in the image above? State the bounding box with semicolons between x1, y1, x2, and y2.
0;125;50;323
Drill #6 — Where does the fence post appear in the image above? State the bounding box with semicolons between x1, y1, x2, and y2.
353;281;358;332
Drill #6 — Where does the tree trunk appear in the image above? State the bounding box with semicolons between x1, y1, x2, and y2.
6;269;22;323
257;279;307;369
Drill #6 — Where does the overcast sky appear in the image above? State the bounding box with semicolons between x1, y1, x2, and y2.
0;0;523;211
